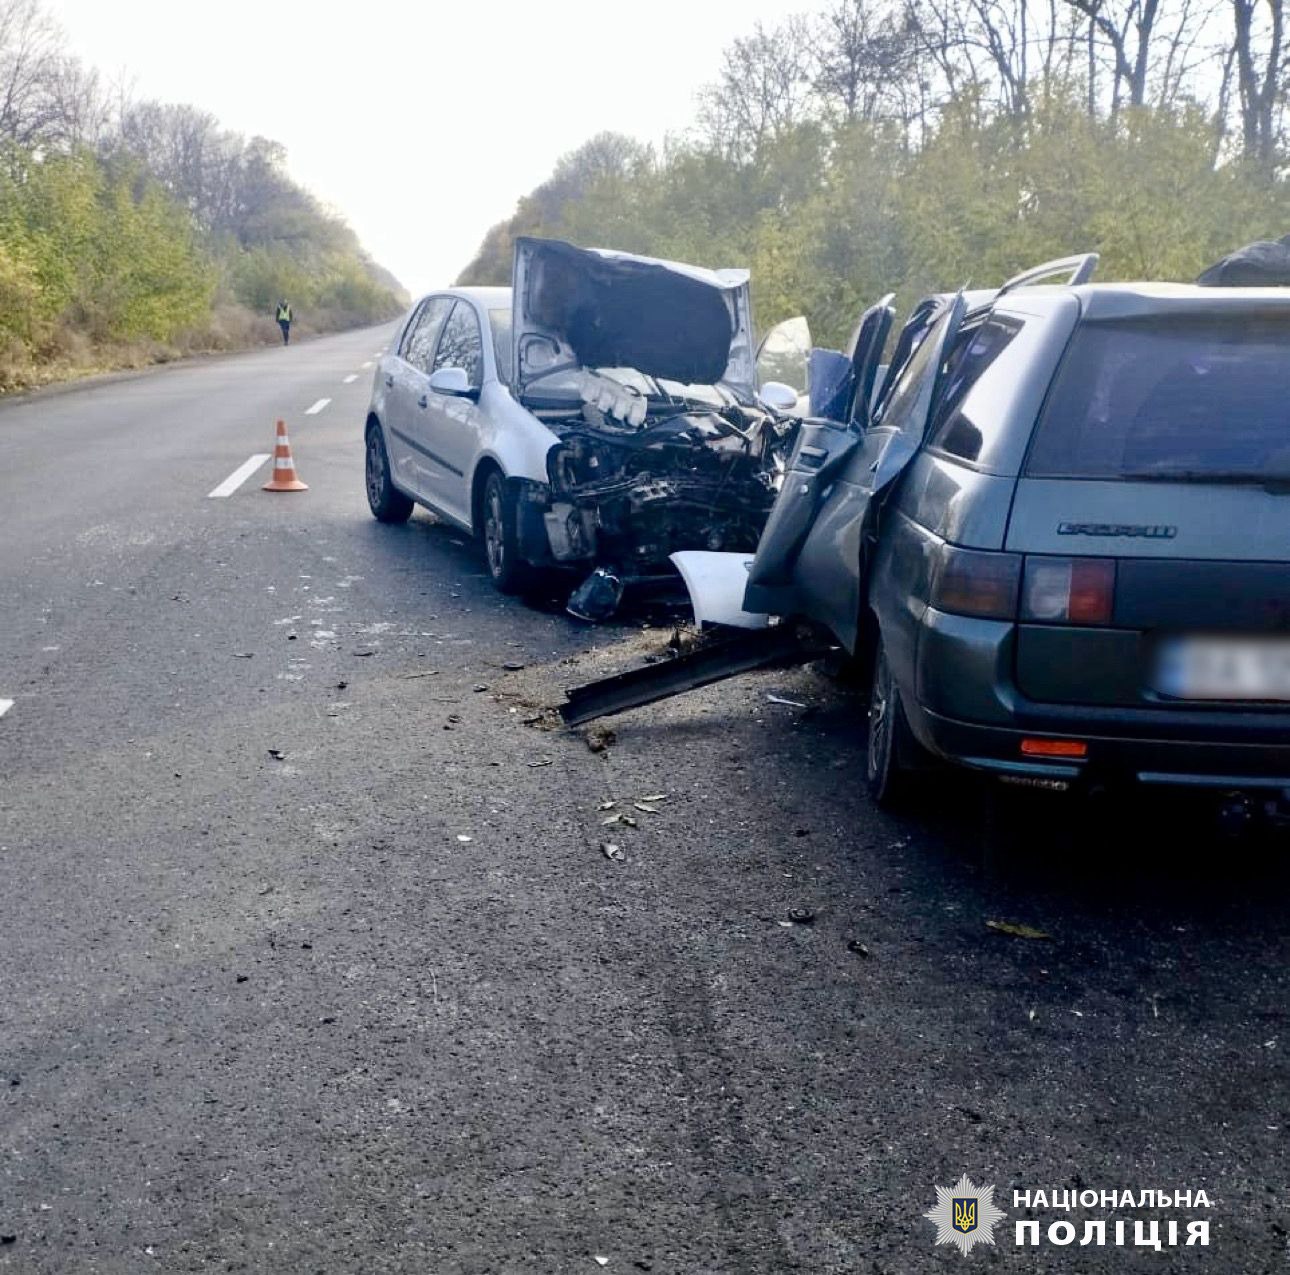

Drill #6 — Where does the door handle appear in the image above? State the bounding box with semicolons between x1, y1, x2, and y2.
417;394;429;409
385;375;394;388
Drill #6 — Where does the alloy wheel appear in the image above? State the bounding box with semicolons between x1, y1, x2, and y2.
484;481;505;579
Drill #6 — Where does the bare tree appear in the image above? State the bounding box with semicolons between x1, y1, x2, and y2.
699;17;818;159
1230;0;1284;163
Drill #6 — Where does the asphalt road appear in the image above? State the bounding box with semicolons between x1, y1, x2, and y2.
1;327;1288;1274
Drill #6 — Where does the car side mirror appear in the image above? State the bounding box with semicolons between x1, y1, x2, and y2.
758;381;800;412
428;367;478;400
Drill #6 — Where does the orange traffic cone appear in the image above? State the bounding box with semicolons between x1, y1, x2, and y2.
262;419;308;492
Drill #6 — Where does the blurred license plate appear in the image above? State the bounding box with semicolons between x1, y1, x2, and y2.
1154;637;1290;701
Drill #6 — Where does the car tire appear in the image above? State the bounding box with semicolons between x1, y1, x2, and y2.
481;469;536;595
366;424;414;524
866;638;923;808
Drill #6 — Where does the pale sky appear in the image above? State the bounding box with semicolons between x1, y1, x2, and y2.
46;0;800;295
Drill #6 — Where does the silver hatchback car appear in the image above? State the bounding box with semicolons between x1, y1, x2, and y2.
739;258;1290;808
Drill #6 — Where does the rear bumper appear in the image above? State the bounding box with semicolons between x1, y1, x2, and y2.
906;607;1290;790
911;705;1290;789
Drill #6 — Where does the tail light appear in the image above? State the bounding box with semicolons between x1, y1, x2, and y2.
930;546;1022;620
1022;556;1116;624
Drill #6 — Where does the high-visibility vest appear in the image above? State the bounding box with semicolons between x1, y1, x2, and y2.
277;303;292;322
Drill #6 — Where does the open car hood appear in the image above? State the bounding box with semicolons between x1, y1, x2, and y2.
512;237;756;400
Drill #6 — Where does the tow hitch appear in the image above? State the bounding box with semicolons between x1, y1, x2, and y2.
558;623;832;727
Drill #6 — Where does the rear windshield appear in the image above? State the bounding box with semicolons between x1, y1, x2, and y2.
1026;316;1290;480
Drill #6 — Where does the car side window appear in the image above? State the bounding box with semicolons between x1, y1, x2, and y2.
402;297;453;375
928;316;1024;464
433;302;484;388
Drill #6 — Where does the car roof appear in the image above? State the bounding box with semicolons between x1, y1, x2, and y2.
998;280;1290;321
430;286;511;308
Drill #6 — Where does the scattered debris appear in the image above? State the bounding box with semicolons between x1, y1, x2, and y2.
267;749;287;761
633;802;660;815
502;661;527;672
232;652;254;659
601;842;625;862
597;800;616;811
767;694;807;708
593;1259;610;1269
528;759;554;769
235;975;248;984
456;834;473;843
335;680;349;691
985;920;1052;941
352;649;377;657
847;940;872;957
585;725;617;753
473;684;489;693
787;907;816;926
602;813;638;829
640;793;667;803
402;670;441;680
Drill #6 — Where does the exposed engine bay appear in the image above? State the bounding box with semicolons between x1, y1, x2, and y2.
519;372;799;618
509;237;802;618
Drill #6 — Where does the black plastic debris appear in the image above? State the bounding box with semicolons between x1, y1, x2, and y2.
567;568;624;623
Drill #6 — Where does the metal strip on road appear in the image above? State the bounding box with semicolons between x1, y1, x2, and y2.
305;398;331;415
0;698;13;720
208;453;272;498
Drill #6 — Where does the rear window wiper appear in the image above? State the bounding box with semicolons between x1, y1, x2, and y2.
1119;468;1290;491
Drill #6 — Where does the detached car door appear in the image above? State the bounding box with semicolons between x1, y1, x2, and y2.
746;294;967;652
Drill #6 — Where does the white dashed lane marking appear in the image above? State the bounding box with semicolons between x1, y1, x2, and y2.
343;374;358;384
0;699;13;720
305;398;331;415
208;453;272;498
361;361;373;369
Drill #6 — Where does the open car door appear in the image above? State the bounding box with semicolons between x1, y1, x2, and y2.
742;294;900;607
745;292;968;651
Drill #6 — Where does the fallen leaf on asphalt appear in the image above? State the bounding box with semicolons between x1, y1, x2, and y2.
473;684;489;693
335;680;348;691
633;803;660;814
503;661;526;671
986;920;1052;941
351;649;377;657
232;652;254;659
597;800;616;811
601;813;638;828
601;843;625;862
847;940;871;957
401;670;440;680
456;835;473;843
767;694;807;708
267;749;286;761
593;1259;609;1269
639;793;668;803
528;759;554;769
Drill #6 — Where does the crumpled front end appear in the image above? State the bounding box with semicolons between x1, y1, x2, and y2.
528;372;797;618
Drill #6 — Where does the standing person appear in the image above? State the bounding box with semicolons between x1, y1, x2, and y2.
275;299;293;345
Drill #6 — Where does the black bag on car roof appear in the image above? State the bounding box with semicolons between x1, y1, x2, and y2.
1196;235;1290;286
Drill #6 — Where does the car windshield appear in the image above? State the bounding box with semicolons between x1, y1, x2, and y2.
1027;315;1290;480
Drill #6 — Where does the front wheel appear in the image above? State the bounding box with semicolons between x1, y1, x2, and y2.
866;638;925;808
481;470;537;595
366;425;414;523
